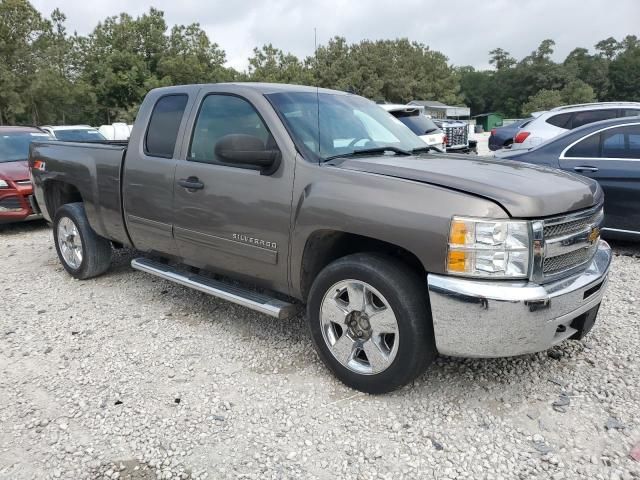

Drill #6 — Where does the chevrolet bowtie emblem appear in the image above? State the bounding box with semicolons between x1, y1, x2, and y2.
588;226;600;244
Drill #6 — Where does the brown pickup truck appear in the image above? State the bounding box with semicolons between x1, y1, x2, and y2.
29;83;611;393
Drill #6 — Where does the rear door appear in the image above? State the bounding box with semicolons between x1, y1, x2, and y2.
172;88;295;292
123;91;195;255
559;123;640;232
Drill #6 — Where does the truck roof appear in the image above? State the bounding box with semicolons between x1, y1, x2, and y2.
42;125;96;131
150;82;350;96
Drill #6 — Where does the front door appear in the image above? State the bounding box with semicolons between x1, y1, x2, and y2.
172;92;294;291
559;123;640;232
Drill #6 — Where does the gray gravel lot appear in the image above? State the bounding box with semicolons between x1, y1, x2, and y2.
1;221;639;480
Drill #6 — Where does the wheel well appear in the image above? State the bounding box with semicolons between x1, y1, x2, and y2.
299;230;426;298
44;181;82;217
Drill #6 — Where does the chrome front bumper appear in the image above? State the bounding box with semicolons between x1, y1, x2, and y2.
427;240;612;358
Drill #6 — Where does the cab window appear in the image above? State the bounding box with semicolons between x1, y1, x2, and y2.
145;94;188;158
189;94;274;166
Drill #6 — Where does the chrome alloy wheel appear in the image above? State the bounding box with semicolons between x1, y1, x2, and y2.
320;280;400;375
57;217;83;269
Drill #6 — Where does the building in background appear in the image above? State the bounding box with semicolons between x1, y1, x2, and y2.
408;100;470;119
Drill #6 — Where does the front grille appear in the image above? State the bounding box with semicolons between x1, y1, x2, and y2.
539;205;603;280
443;126;468;147
14;180;31;186
543;209;602;238
0;196;22;211
543;244;597;274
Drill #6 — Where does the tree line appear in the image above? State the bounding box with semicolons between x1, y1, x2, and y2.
1;0;638;125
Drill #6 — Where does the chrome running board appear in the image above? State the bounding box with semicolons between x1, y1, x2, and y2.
131;257;298;319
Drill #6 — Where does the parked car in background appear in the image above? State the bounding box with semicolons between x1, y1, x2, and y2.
500;116;640;240
99;123;133;141
510;102;640;151
489;117;534;151
30;83;611;393
41;125;106;142
433;118;476;153
379;104;445;151
0;126;50;223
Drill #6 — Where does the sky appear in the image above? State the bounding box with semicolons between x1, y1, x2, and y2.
31;0;640;71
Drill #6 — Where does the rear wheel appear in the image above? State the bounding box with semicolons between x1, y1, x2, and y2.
53;203;112;279
307;253;436;394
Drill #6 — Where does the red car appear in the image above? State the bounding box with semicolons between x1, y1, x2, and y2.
0;126;50;223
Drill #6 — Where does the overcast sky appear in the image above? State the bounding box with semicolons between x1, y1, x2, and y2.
31;0;640;71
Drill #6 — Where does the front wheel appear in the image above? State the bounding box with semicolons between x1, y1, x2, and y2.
307;253;436;394
53;203;112;279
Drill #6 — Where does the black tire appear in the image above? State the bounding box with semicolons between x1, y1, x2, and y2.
307;253;436;394
53;202;112;279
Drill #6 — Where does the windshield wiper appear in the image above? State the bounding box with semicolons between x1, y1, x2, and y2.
424;128;439;134
324;146;411;161
410;146;443;154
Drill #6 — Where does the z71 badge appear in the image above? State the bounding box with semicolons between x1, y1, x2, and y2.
232;233;277;250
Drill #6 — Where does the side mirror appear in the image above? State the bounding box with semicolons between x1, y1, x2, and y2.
214;134;280;175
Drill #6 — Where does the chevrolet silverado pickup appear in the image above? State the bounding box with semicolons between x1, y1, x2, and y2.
29;83;612;393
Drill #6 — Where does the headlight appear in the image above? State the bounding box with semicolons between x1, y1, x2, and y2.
447;217;530;278
0;179;9;188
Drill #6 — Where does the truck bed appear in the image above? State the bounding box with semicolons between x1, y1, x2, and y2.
30;140;131;245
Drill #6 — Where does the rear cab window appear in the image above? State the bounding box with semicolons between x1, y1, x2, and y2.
145;94;189;158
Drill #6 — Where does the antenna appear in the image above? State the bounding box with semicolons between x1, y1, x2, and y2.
314;27;321;160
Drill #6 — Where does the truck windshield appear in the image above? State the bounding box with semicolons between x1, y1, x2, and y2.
54;129;106;142
391;111;440;136
266;92;426;162
0;132;50;163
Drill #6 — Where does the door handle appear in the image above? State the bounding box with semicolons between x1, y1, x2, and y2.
177;176;204;190
574;166;598;173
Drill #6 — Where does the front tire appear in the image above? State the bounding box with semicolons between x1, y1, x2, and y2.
307;253;436;394
53;203;112;279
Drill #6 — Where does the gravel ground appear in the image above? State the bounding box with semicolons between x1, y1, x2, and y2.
1;221;639;480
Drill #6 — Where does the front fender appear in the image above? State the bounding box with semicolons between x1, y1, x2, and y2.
289;163;509;298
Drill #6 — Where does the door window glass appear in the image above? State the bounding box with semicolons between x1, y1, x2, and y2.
602;125;640;159
621;109;640;118
571;109;617;129
565;133;601;158
189;95;273;165
145;94;188;158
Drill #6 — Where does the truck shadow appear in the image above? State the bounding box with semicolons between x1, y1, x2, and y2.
0;219;49;235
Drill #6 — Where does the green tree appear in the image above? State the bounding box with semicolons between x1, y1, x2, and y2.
0;0;50;124
595;37;622;60
563;47;609;99
608;43;640;101
489;48;516;70
247;44;311;84
560;79;596;104
521;89;563;115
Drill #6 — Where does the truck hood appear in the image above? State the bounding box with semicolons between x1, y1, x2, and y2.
335;153;602;218
0;160;29;181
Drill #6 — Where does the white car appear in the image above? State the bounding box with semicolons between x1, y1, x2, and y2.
511;102;640;150
40;125;106;142
379;104;445;151
99;123;133;141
